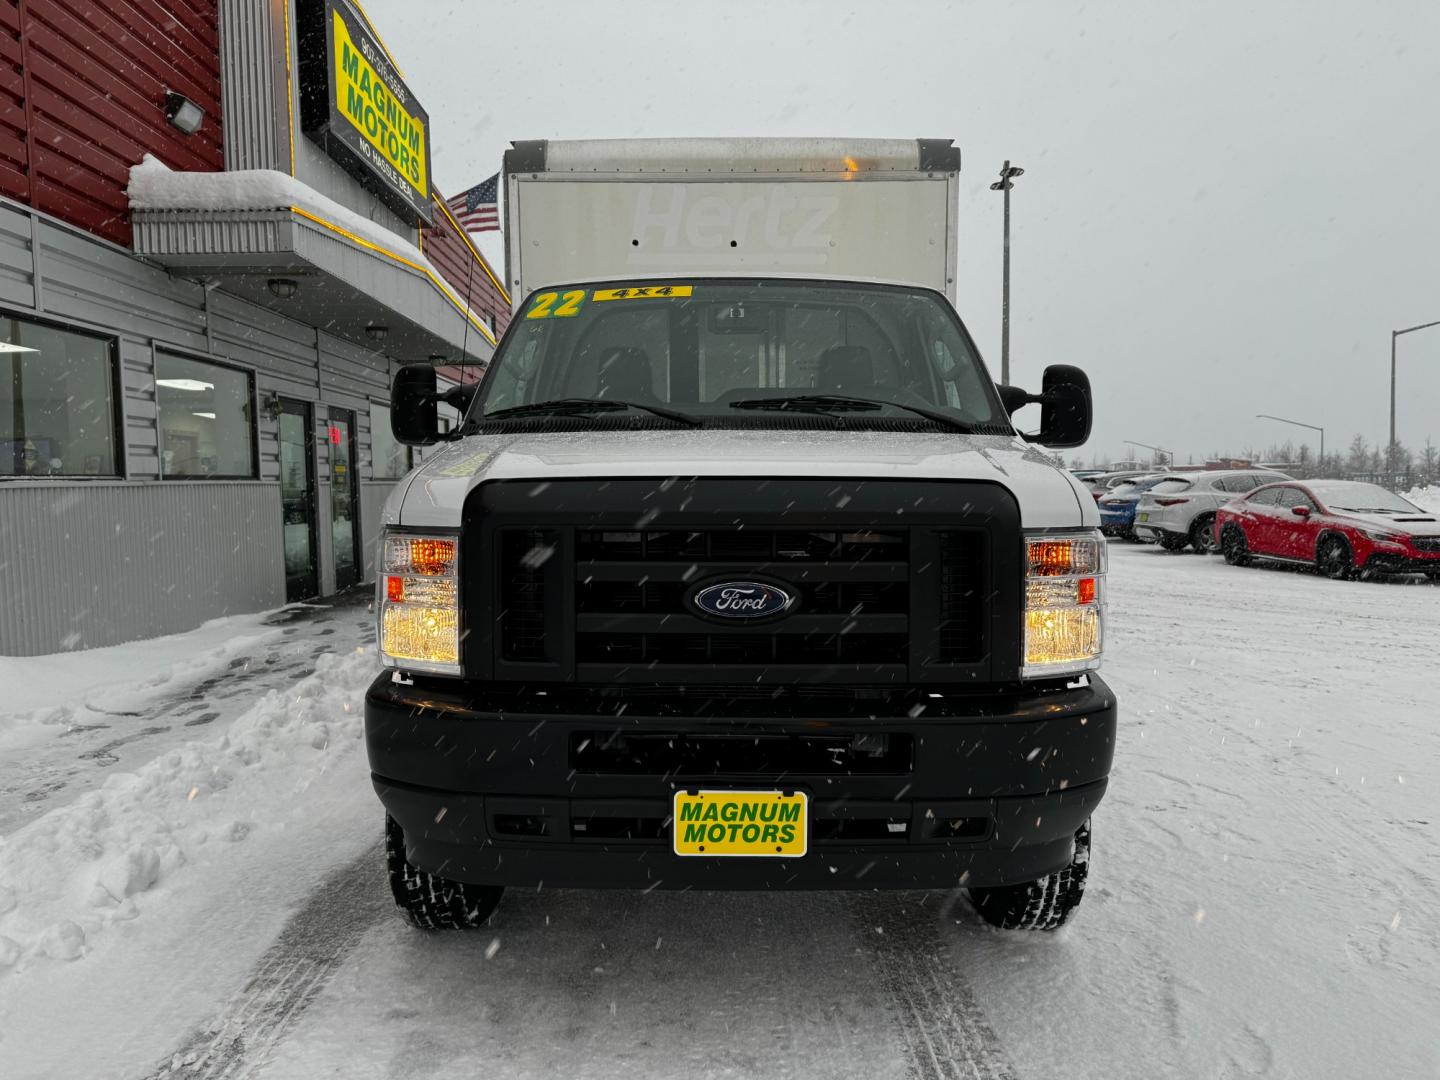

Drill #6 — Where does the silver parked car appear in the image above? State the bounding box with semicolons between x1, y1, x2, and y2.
1133;469;1291;552
1081;469;1168;502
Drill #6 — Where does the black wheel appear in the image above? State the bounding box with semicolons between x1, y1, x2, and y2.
1220;524;1251;566
1157;531;1189;552
967;820;1091;931
1189;513;1220;554
386;816;503;930
1315;535;1355;581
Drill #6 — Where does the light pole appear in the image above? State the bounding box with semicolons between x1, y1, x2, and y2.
1256;413;1324;471
990;161;1024;386
1124;440;1173;468
1391;319;1440;451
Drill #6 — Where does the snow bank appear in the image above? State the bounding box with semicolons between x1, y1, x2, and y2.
0;647;374;975
1403;485;1440;513
0;612;278;739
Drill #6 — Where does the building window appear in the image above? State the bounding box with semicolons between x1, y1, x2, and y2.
369;402;411;480
1;314;117;477
156;353;255;478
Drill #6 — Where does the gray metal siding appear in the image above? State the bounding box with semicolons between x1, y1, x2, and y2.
0;482;283;656
37;220;211;351
132;211;296;262
0;204;35;308
218;0;286;173
122;340;160;480
359;480;394;580
1;201;412;653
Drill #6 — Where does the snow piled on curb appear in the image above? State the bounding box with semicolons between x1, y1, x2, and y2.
0;612;279;738
1403;485;1439;513
0;647;375;974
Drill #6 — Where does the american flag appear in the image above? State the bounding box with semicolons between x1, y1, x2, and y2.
445;173;500;233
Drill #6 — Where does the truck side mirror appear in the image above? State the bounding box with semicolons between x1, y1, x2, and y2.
1035;364;1092;448
392;364;440;445
1001;365;1093;448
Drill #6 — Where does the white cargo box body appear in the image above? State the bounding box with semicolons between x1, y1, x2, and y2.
502;138;961;308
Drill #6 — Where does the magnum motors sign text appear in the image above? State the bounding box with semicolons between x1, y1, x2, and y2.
298;0;433;223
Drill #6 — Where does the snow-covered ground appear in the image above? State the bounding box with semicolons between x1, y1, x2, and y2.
0;547;1435;1079
0;596;374;837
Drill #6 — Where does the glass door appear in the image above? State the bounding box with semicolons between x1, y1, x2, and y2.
329;409;361;590
277;399;318;602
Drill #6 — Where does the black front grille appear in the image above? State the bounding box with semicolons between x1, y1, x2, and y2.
574;528;911;670
499;530;554;661
1412;537;1440;554
576;528;908;563
470;479;1021;684
938;531;986;662
576;579;907;615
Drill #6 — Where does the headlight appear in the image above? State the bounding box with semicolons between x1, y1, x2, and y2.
1359;528;1403;544
378;530;461;675
1023;530;1105;678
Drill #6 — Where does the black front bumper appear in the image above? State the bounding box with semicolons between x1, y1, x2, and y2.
1363;551;1440;575
366;674;1116;891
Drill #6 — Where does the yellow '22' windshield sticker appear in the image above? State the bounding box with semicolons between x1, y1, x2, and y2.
592;285;694;301
526;290;587;319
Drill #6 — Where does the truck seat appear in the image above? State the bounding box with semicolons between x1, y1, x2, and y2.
595;346;656;401
816;345;874;394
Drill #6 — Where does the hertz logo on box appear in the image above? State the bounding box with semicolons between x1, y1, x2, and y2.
296;0;434;225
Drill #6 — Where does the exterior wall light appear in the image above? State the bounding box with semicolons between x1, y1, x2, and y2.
267;278;299;299
164;91;205;135
263;392;284;421
366;325;390;342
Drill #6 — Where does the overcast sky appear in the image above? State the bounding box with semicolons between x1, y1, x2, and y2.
365;0;1440;465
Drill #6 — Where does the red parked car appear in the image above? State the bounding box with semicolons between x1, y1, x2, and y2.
1215;480;1440;580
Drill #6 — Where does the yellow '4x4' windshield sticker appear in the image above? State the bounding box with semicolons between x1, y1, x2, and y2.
592;285;694;301
526;290;587;319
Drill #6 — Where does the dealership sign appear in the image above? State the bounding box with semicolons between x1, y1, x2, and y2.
298;0;432;223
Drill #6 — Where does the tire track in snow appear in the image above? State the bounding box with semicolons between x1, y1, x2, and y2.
851;893;1020;1080
142;843;387;1080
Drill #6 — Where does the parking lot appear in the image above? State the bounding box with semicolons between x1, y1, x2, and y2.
0;543;1436;1080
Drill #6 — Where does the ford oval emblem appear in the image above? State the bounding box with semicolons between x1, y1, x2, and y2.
692;581;794;619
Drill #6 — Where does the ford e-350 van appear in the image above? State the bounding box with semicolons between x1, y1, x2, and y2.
367;139;1115;932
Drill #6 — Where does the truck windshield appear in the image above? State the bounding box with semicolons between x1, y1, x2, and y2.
470;279;1008;430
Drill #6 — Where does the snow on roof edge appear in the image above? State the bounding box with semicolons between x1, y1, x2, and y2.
126;155;494;344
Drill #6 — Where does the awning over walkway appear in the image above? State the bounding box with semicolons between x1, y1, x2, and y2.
128;158;497;367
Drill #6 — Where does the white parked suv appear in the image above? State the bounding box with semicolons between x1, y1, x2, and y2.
1133;469;1290;552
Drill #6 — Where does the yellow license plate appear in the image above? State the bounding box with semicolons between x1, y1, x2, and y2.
1137;512;1149;522
672;790;807;857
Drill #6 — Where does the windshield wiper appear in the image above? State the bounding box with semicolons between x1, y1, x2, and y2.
728;393;977;433
481;398;702;428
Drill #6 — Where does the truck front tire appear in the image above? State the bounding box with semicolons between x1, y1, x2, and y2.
386;816;503;930
966;820;1091;931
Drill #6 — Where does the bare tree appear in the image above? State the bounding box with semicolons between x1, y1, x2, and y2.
1420;438;1437;484
1346;434;1369;475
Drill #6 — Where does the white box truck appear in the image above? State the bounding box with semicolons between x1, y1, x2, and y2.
369;138;1114;932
